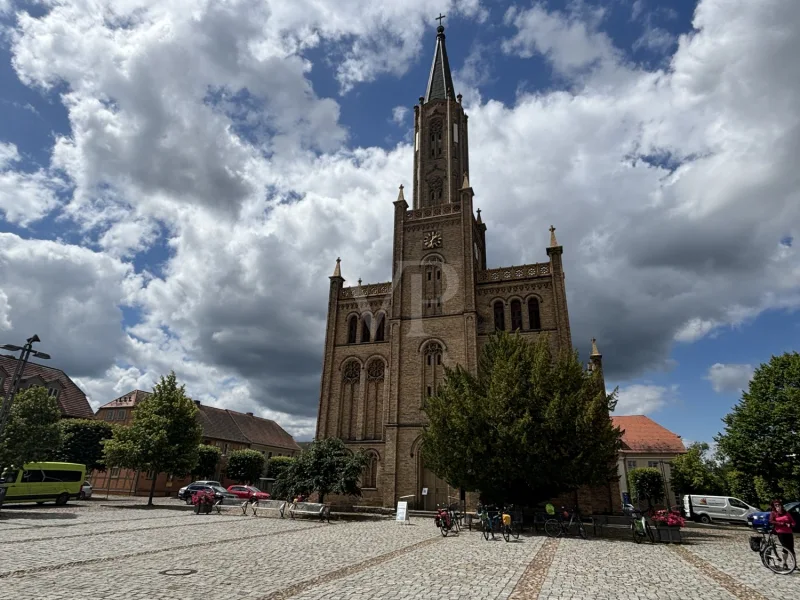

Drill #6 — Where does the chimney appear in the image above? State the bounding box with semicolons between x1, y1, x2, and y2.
194;400;201;406
246;412;254;416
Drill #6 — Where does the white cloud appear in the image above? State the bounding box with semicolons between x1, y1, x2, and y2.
706;363;754;393
614;384;678;415
0;142;64;226
391;106;409;126
1;0;800;441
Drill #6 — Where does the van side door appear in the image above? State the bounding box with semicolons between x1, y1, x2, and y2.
727;497;751;521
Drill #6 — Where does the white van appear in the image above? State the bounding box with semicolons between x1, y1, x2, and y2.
683;494;758;524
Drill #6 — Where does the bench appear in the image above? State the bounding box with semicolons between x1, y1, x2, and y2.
289;502;331;523
592;515;632;537
212;498;249;515
252;499;287;518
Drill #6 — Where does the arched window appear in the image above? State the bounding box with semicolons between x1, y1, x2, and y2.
493;301;505;331
365;359;385;440
339;361;361;440
423;342;443;406
510;300;523;331
362;452;378;489
361;314;371;343
374;313;385;342
427;177;443;206
528;298;541;330
430;119;443;158
347;315;358;344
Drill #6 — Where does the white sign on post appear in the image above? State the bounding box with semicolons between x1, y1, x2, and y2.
396;501;409;523
421;487;428;496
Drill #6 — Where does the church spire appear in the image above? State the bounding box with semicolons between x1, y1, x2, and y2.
424;16;455;103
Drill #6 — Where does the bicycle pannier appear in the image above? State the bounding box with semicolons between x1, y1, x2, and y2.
749;536;763;552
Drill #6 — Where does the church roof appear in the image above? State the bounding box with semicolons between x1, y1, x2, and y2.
425;25;455;103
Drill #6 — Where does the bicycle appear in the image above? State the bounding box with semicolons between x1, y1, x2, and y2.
447;496;462;533
545;505;587;539
477;504;502;540
434;504;454;537
501;504;521;542
750;526;796;574
630;508;655;544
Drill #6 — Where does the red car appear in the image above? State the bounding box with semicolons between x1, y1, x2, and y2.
227;485;271;502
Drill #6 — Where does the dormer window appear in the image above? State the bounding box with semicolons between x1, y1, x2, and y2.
47;387;60;400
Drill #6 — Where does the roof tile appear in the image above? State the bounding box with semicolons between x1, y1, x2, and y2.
612;415;686;454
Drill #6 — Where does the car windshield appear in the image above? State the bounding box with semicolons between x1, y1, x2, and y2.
211;486;229;494
248;486;262;493
784;501;799;511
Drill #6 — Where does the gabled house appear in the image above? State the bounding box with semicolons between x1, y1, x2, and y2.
92;390;301;497
0;354;94;419
612;415;686;508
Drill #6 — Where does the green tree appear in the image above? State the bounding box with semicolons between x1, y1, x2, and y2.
421;332;621;505
629;467;665;508
267;455;295;479
226;449;265;483
715;352;800;502
55;419;115;471
725;469;759;506
670;442;726;498
0;386;62;468
193;444;222;479
103;372;203;505
273;438;367;503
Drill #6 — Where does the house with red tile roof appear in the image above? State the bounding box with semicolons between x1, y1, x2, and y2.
92;390;301;497
0;354;94;420
612;415;686;508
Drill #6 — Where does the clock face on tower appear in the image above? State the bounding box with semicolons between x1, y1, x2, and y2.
423;231;442;249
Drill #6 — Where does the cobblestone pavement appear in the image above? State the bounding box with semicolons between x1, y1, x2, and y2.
2;503;797;599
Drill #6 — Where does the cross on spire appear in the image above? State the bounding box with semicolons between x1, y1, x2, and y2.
435;13;446;27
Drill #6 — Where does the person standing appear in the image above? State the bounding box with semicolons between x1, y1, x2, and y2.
769;499;796;562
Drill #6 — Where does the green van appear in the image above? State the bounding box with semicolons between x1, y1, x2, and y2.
0;462;86;505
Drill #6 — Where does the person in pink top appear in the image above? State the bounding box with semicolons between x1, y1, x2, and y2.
769;499;796;561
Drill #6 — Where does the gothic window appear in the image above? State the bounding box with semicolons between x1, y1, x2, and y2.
347;315;358;344
528;298;541;330
361;314;372;343
374;313;385;342
422;342;443;406
427;177;443;206
429;119;443;158
493;301;505;331
365;359;385;440
453;122;459;144
362;452;378;488
423;256;443;316
339;361;361;440
510;300;523;331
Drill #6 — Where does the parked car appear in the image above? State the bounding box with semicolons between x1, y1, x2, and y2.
183;485;238;505
0;462;86;505
747;501;800;533
227;485;271;502
177;480;222;500
683;494;759;524
80;481;92;500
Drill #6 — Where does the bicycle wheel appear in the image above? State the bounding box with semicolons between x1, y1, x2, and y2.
631;522;642;544
482;521;490;540
502;525;510;542
762;542;797;574
512;524;520;540
644;522;655;544
440;523;449;537
544;519;562;538
578;521;587;539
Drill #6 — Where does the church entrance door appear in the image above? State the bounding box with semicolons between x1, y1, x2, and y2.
419;462;451;511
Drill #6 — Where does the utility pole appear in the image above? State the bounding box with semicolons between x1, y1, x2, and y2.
0;335;51;441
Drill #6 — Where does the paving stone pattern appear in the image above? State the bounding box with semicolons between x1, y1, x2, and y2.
2;503;797;599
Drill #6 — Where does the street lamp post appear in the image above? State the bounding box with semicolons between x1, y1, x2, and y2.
0;334;51;441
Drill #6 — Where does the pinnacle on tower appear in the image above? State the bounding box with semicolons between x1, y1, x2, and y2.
424;15;455;102
331;257;342;278
397;184;405;202
549;225;559;247
590;337;601;357
461;172;470;189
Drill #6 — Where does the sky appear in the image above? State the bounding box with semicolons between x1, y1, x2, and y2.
0;0;798;445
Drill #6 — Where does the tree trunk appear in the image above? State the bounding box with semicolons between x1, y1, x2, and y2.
148;472;158;506
318;491;325;504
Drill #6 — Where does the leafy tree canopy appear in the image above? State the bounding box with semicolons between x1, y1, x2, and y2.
715;352;800;501
225;449;265;483
0;386;62;469
103;372;203;504
421;332;622;506
267;455;295;479
194;444;222;479
628;467;665;508
272;438;367;503
55;419;115;472
670;442;726;498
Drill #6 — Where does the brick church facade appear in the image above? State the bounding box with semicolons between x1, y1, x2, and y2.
316;24;620;513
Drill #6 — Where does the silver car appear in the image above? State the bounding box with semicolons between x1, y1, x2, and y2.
80;481;92;500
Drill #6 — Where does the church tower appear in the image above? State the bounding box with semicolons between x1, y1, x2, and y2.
315;22;618;514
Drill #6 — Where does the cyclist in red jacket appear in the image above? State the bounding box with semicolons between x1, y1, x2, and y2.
769;499;796;562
